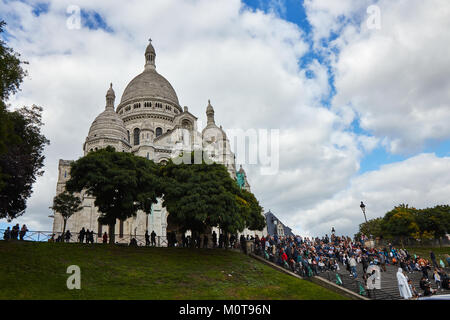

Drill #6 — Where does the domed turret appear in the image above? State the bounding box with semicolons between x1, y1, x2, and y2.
84;83;130;154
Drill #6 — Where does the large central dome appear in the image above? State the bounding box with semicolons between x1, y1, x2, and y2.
119;40;179;107
120;68;179;106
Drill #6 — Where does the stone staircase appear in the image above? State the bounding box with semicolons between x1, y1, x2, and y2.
317;262;450;300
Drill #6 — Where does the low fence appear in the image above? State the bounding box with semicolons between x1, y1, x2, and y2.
0;229;168;247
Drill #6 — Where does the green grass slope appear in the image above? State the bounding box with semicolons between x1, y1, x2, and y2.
0;241;346;300
405;247;449;266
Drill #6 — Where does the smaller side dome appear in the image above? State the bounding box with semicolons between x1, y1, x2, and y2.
87;109;128;143
84;84;129;154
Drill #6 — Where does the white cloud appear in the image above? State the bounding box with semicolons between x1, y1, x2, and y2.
291;153;450;237
306;0;450;154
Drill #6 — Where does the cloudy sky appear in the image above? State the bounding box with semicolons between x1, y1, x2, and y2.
1;0;450;237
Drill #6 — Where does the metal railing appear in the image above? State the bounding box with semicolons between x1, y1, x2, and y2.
0;228;168;247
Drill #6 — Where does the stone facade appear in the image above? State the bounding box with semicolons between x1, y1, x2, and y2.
52;40;266;243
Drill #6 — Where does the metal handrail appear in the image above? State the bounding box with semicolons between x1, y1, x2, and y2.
0;228;168;247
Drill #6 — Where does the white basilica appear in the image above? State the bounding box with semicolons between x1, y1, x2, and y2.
52;40;262;242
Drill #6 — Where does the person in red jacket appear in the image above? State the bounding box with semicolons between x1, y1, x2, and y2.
281;249;288;262
102;232;108;244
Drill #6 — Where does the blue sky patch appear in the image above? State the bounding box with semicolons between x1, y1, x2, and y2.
80;9;113;33
31;2;49;17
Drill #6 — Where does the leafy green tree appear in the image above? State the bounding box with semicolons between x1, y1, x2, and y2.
358;217;385;239
0;21;28;102
50;191;83;235
0;20;29;187
0;105;49;220
0;21;49;219
237;189;266;231
66;147;161;244
160;151;264;242
414;205;450;246
0;20;28;159
383;204;419;246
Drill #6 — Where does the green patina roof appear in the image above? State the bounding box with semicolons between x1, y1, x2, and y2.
236;172;245;189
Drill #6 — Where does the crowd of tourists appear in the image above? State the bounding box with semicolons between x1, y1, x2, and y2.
251;232;450;299
3;222;449;300
166;230;247;249
3;224;28;241
47;227;97;243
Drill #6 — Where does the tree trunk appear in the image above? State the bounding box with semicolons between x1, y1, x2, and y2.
62;219;67;236
109;222;116;244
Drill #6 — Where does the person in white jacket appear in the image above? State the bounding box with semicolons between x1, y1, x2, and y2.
397;268;412;299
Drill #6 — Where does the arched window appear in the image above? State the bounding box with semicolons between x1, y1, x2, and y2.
156;127;162;137
133;128;140;145
127;130;130;142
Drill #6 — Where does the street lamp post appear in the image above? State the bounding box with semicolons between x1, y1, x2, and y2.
360;201;368;223
360;201;373;244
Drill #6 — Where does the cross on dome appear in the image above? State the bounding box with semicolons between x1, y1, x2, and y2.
145;38;156;70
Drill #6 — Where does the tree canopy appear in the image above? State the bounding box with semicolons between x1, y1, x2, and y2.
0;21;49;220
159;151;265;236
50;191;82;235
0;21;28;102
0;104;49;220
65;147;162;243
357;203;450;245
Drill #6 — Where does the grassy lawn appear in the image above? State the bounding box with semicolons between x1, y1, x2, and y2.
0;241;346;300
405;247;450;266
